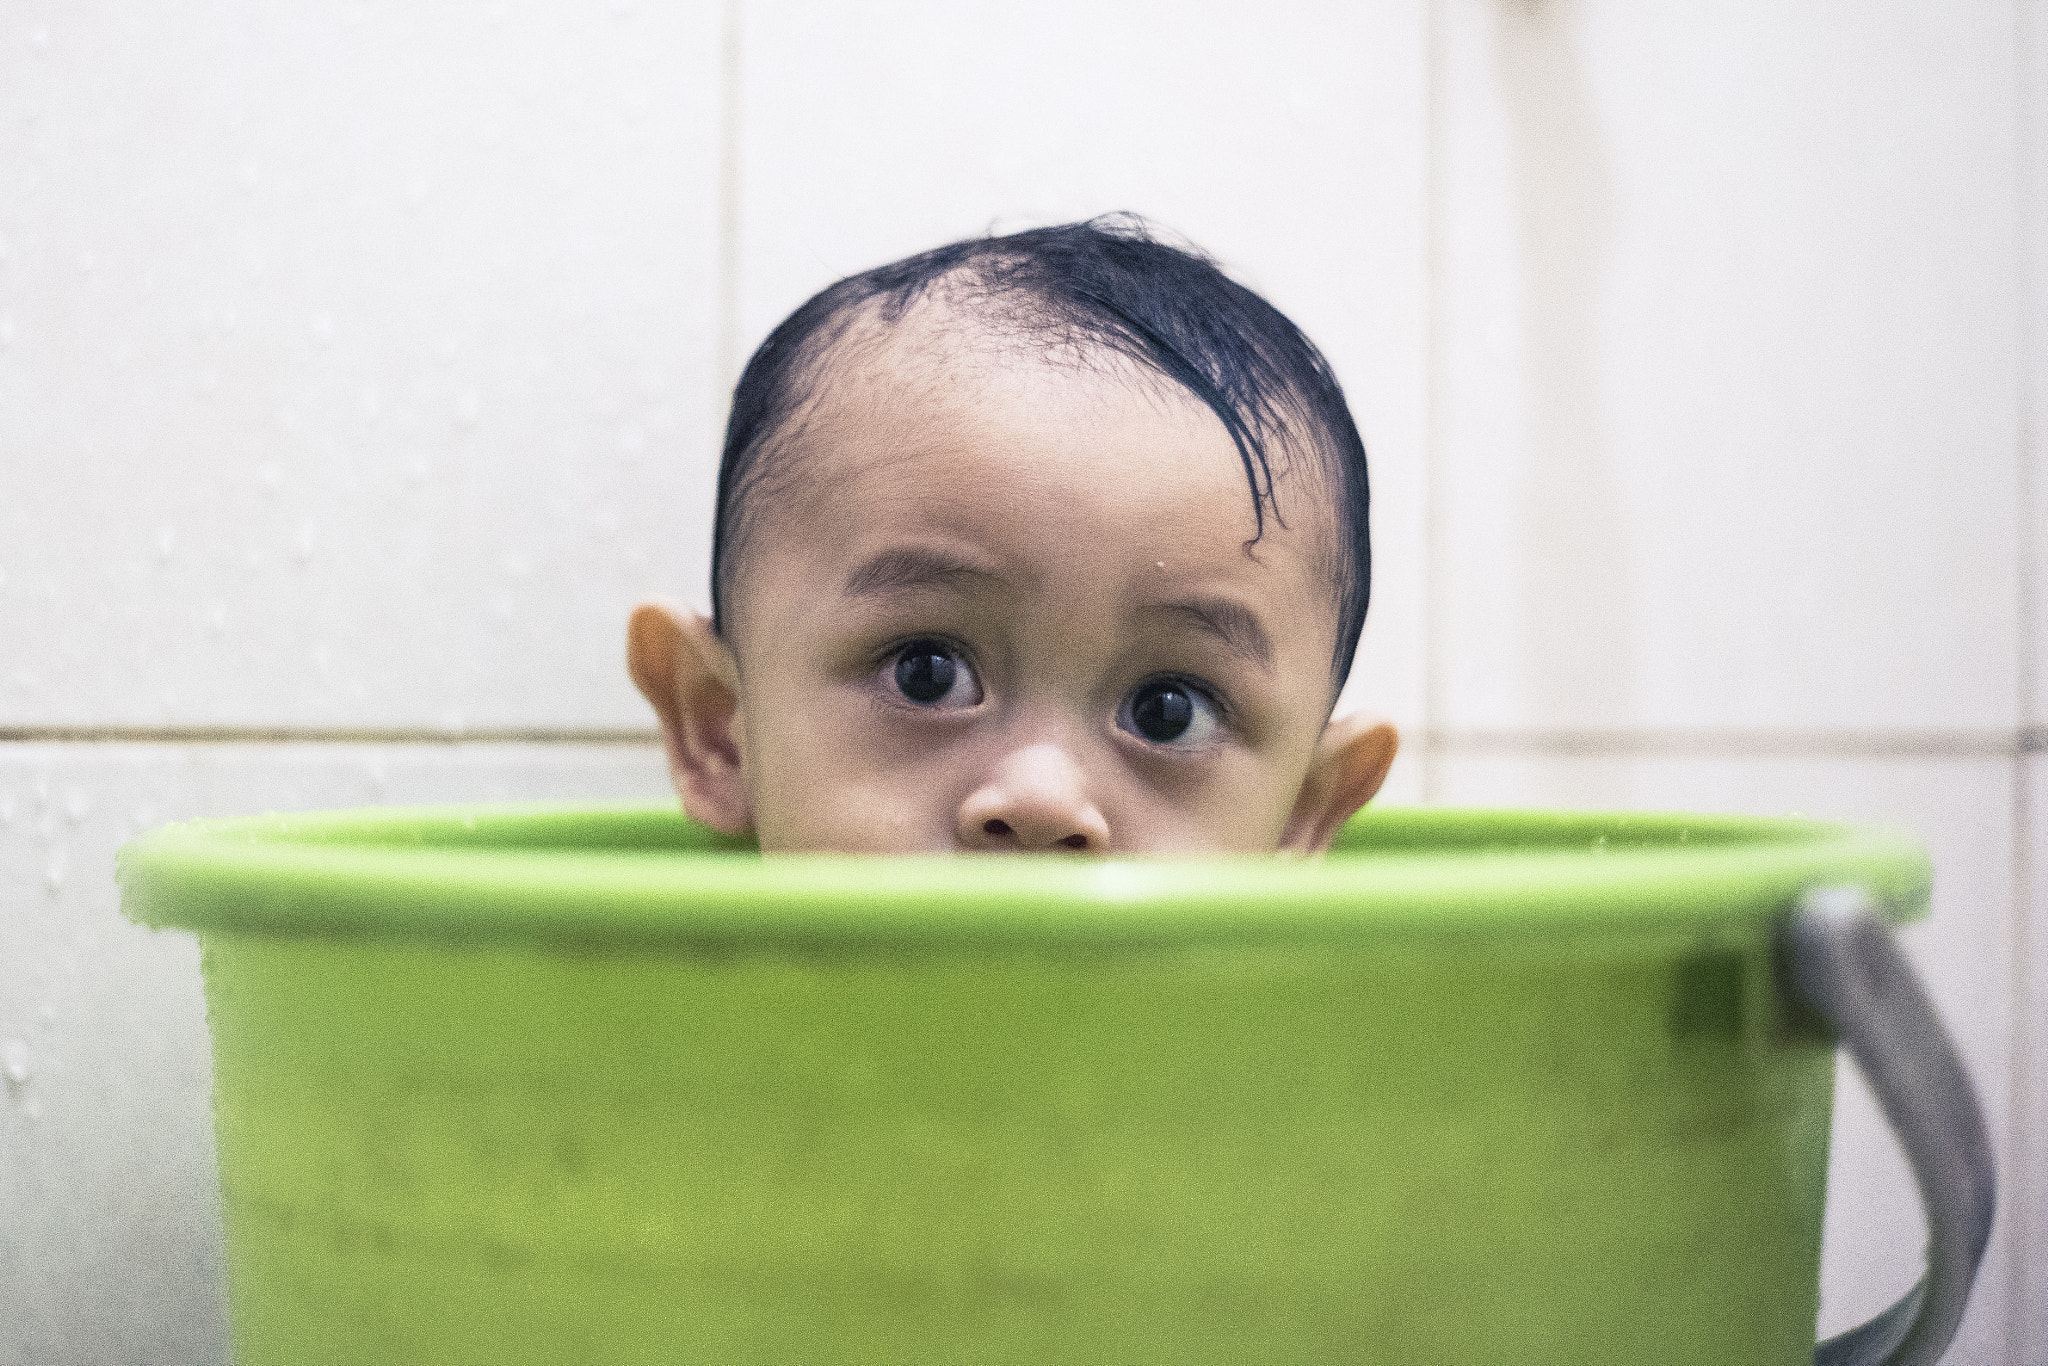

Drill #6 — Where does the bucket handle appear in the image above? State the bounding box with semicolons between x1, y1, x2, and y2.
1784;887;1996;1366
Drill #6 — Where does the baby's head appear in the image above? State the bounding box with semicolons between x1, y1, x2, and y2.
630;216;1396;854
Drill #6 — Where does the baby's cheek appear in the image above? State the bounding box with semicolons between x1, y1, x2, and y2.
753;767;949;855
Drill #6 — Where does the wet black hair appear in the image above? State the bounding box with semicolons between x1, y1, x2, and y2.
711;213;1373;690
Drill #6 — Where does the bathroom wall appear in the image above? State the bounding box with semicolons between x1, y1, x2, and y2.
0;2;2037;1362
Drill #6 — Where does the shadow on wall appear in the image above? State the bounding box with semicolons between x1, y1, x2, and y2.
1496;0;1637;726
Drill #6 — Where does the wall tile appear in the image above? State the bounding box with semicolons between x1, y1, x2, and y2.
736;0;1430;735
1435;0;2022;732
0;742;669;1366
0;4;723;729
2028;0;2048;733
1433;751;2017;1363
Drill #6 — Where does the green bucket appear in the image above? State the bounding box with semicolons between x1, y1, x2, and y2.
117;804;1992;1366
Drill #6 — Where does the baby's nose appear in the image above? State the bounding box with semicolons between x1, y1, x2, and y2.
956;743;1109;854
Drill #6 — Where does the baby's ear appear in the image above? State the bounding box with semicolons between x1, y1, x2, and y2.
1278;714;1400;855
627;601;753;837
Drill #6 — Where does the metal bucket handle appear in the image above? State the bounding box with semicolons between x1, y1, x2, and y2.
1785;887;1997;1366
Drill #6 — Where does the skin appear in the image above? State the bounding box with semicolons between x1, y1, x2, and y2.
629;322;1397;855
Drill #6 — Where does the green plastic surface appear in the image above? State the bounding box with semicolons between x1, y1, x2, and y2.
119;804;1931;1365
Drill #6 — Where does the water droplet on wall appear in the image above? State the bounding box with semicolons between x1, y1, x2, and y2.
155;526;176;562
43;847;66;892
2;1037;30;1085
64;786;89;823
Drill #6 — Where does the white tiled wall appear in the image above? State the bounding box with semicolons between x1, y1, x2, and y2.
0;2;726;729
1;2;2039;1363
1433;0;2022;736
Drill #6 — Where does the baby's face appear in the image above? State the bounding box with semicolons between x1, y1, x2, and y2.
635;340;1393;854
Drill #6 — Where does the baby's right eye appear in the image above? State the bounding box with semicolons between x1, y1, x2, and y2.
885;639;984;710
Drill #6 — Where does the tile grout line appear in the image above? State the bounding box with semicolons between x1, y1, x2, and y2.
0;727;664;746
1418;0;1448;805
2009;750;2035;1366
2006;0;2042;1355
1422;727;2048;760
714;0;743;394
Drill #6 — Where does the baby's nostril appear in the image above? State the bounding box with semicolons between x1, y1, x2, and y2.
983;819;1012;837
1059;834;1088;850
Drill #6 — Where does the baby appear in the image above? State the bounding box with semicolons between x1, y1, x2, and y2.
628;216;1397;854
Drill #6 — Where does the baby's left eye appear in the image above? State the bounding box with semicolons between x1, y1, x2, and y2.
1119;678;1221;749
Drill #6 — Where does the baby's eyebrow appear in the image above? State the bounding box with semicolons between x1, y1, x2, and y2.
843;547;1006;598
1149;597;1274;672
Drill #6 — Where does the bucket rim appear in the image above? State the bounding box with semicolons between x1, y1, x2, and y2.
116;802;1930;946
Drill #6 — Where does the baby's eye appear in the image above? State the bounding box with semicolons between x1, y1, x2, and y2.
886;639;983;709
1120;678;1221;748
